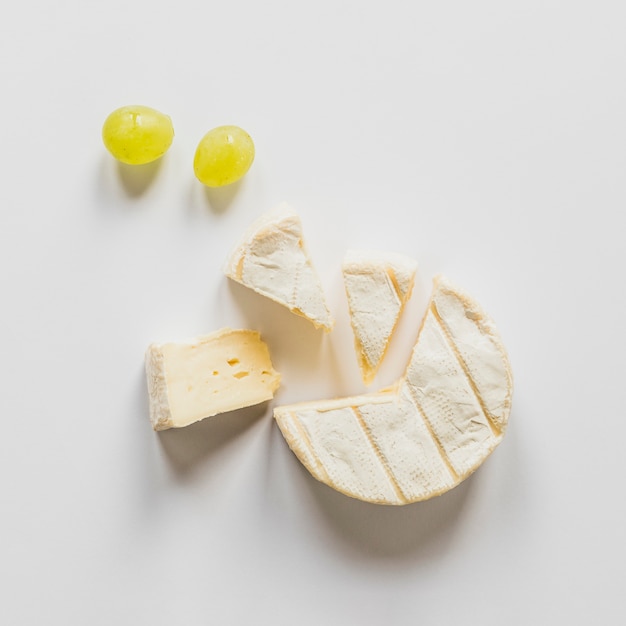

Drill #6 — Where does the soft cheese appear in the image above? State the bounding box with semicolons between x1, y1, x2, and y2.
274;276;513;505
146;328;280;431
342;250;417;385
224;204;334;331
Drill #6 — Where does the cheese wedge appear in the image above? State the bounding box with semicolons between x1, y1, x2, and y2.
224;204;334;331
274;276;513;505
146;328;280;431
343;250;417;385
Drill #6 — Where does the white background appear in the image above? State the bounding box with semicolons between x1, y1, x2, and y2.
1;1;624;624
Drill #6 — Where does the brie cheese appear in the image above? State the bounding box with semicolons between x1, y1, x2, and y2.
224;204;334;331
342;250;417;385
146;328;280;431
274;276;513;505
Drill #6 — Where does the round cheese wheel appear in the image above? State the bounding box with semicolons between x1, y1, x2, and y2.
274;276;513;505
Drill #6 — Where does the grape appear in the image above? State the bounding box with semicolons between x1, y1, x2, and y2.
193;125;255;187
102;105;174;165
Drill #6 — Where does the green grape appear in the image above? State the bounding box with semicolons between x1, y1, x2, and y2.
193;125;255;187
102;105;174;165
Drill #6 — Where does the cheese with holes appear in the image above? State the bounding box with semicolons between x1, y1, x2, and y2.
224;204;334;331
274;276;513;505
145;328;280;431
343;250;417;385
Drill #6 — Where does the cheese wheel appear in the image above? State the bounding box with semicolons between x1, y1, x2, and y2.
274;276;513;505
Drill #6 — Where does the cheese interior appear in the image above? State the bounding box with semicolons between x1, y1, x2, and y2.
146;328;280;431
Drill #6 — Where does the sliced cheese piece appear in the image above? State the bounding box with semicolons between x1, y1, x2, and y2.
342;250;417;385
146;328;280;431
274;276;513;505
224;204;334;331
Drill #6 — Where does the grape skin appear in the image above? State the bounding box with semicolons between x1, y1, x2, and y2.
102;105;174;165
194;125;255;187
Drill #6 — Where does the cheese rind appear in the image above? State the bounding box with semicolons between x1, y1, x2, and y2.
404;309;496;478
431;278;513;431
342;250;417;385
358;387;457;502
224;204;334;331
146;328;280;431
274;276;513;505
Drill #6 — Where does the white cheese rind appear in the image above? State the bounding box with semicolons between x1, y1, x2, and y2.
274;276;513;505
358;387;457;502
145;344;171;431
342;250;417;385
431;276;513;431
146;328;280;431
404;309;496;478
224;204;334;331
297;406;401;504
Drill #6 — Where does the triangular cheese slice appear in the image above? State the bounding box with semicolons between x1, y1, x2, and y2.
343;250;417;385
224;204;334;331
274;276;513;505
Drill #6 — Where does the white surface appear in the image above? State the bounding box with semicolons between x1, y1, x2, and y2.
1;1;624;624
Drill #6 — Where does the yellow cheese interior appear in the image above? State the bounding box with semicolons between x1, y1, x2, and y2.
161;329;280;428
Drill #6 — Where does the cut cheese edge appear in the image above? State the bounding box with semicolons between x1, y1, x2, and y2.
146;328;280;431
342;250;417;385
274;276;513;505
224;204;334;331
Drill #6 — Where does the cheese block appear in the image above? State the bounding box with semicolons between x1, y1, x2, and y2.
343;250;417;385
274;276;513;505
224;204;334;331
145;328;280;431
